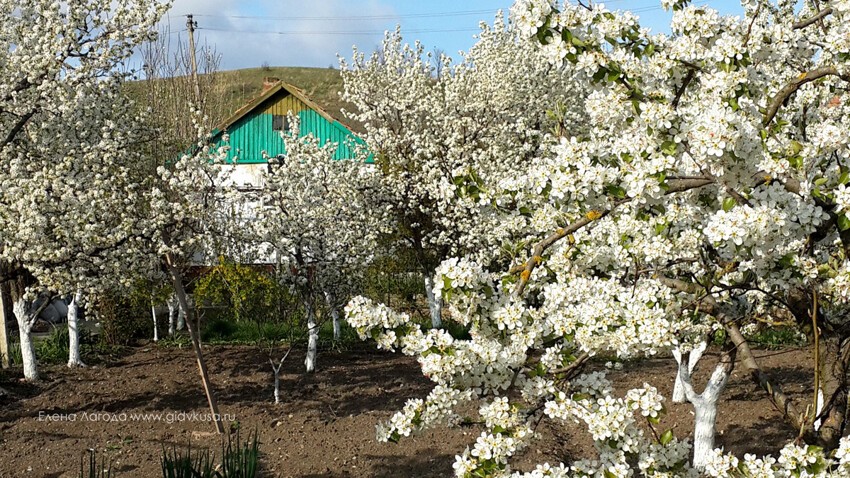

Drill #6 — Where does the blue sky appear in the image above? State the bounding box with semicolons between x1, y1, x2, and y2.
158;1;746;71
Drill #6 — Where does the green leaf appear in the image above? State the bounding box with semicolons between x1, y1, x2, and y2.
722;197;736;212
788;155;803;170
727;96;739;111
838;214;850;231
839;170;850;185
605;184;627;199
660;429;674;445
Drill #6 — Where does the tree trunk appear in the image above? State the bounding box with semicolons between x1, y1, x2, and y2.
165;254;224;434
324;291;340;341
151;298;159;342
167;295;177;336
67;291;85;368
675;344;736;471
270;349;289;404
813;337;850;449
672;341;707;403
424;274;441;328
304;301;317;373
691;395;720;469
0;284;10;369
176;300;186;331
13;298;38;381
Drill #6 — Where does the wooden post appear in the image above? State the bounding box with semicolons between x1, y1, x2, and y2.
166;253;224;434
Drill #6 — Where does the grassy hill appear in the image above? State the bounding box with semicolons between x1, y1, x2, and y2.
217;66;355;128
127;66;360;132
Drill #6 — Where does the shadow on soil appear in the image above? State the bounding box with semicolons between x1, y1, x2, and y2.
296;449;456;478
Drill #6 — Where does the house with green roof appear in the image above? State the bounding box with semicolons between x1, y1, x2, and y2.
210;77;365;188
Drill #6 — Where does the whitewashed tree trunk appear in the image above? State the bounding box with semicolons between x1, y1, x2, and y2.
304;302;318;373
324;291;341;341
167;295;177;336
176;301;186;331
151;298;158;342
424;274;442;328
270;349;290;404
672;341;707;403
13;299;38;381
331;307;341;341
675;346;735;471
67;291;85;367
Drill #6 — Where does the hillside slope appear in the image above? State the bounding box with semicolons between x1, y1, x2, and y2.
218;66;355;129
127;66;359;132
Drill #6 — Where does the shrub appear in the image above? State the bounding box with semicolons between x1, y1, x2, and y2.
91;294;150;346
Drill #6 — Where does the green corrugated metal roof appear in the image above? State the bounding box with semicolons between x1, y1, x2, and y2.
208;80;366;164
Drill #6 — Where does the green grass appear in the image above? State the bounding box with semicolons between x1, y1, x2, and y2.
79;449;113;478
201;318;294;345
160;430;260;478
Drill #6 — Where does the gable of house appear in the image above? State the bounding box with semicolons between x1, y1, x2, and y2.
210;80;365;164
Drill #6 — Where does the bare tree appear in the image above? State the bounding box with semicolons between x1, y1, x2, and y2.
138;25;232;171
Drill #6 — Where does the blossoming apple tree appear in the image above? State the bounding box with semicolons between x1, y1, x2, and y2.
253;124;382;372
346;0;850;475
0;0;168;381
340;18;584;328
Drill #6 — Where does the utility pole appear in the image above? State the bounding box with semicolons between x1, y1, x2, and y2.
186;14;201;104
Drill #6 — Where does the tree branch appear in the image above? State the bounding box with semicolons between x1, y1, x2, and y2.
792;7;834;29
763;67;850;127
2;109;37;147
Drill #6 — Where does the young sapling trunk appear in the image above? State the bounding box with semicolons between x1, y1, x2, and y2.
270;348;292;404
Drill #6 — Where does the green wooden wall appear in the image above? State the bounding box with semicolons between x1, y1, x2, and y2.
211;91;364;164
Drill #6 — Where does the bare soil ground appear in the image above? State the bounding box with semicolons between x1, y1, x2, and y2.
0;344;814;477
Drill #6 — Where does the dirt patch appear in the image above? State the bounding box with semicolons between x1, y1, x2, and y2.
0;345;815;477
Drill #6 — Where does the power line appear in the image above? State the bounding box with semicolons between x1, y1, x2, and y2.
175;1;708;27
183;9;502;22
198;27;482;36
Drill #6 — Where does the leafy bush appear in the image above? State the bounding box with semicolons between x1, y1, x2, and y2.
92;294;150;346
194;259;283;323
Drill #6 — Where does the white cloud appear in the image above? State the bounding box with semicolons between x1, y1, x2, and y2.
163;0;396;69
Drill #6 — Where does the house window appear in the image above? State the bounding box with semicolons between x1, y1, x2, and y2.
272;115;290;132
